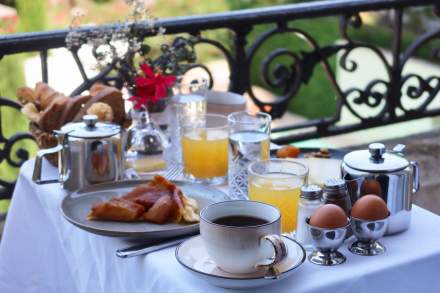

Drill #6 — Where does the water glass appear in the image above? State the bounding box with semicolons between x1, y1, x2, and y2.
227;111;271;199
181;114;229;185
248;159;308;233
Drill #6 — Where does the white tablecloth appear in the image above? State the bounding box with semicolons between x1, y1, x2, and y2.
1;160;440;293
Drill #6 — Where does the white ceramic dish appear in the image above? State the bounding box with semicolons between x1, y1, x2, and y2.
61;180;229;240
175;235;306;289
206;90;247;115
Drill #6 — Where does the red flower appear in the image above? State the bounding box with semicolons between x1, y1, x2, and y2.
129;63;176;110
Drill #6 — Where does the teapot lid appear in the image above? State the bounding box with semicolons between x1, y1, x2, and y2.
61;115;120;139
343;143;409;173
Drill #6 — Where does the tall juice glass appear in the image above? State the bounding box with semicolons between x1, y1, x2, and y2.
166;77;208;166
181;114;229;185
248;159;308;233
228;111;271;199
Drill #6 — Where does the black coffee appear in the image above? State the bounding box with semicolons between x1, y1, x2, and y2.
213;215;268;227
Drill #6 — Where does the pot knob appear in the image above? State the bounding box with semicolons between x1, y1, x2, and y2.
369;143;386;160
83;114;98;128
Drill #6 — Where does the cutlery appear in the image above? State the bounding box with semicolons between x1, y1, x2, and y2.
116;235;194;258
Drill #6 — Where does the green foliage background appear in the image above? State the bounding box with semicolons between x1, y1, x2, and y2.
0;0;46;212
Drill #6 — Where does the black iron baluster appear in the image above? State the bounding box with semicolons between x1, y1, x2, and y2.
230;27;251;95
40;50;48;83
389;8;403;118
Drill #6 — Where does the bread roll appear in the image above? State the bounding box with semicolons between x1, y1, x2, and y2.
87;102;114;122
38;96;69;131
60;95;92;124
74;86;125;124
89;83;107;96
16;87;37;105
21;103;40;123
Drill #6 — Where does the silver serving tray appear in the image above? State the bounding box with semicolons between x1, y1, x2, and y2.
61;180;229;240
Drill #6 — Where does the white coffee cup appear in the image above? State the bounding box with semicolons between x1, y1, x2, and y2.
200;200;287;274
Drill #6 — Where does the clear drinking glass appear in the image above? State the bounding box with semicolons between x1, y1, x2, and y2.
166;77;208;167
173;77;208;120
181;114;229;185
248;159;308;234
228;111;271;199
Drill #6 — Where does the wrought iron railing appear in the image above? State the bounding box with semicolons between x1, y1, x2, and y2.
0;0;439;200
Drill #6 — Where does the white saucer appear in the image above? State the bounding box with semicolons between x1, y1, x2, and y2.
175;235;306;289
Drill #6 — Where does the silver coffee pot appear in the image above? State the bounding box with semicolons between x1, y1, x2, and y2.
341;143;420;235
32;115;124;191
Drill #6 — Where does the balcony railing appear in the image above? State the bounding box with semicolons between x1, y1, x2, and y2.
0;0;439;201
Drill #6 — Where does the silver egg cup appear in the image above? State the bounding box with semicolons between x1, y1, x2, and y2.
306;218;350;266
349;215;389;256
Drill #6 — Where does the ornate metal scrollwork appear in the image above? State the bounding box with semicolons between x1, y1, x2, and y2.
343;79;389;121
245;25;345;118
0;96;35;200
400;74;440;114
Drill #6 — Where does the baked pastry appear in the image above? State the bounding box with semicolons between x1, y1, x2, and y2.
89;83;108;96
35;82;60;109
16;86;38;106
86;102;114;122
304;148;331;159
277;145;301;158
89;198;145;222
60;95;92;124
38;95;69;131
21;103;40;123
88;175;199;224
74;86;125;125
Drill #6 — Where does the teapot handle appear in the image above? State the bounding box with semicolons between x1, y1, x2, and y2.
32;130;70;185
410;161;420;194
32;145;64;184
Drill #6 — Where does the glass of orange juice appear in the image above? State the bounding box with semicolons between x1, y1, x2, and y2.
181;114;229;185
248;159;308;233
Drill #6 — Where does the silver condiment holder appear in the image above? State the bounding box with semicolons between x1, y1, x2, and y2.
306;217;350;266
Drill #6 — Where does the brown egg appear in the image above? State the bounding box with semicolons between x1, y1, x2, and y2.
361;179;382;196
351;194;389;221
309;204;348;229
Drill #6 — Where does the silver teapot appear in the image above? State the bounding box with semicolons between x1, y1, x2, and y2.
341;143;420;235
32;115;124;191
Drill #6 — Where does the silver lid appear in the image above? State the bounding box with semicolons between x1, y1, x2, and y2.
300;184;322;200
61;115;120;139
343;142;409;173
324;178;346;190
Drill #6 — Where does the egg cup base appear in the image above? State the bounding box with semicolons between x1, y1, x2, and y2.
349;240;386;256
308;250;346;266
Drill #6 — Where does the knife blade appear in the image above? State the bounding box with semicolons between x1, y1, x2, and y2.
116;235;195;258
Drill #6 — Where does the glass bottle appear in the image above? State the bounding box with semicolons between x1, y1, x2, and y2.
322;178;352;215
296;184;323;250
125;109;169;174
